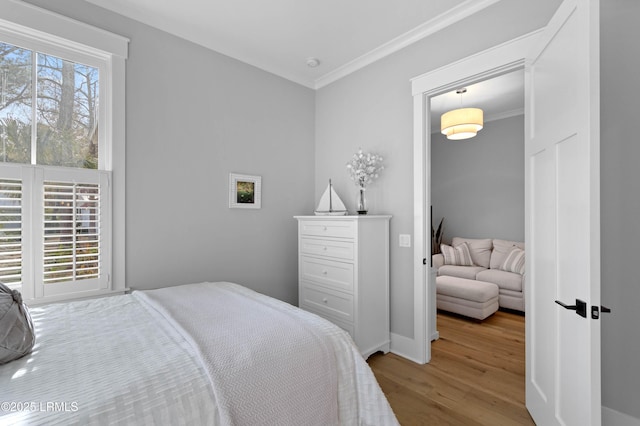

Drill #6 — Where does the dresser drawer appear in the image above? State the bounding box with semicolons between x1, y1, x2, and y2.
299;220;355;239
300;284;354;323
300;237;354;260
300;256;354;292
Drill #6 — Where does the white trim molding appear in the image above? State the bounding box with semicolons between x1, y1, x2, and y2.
411;29;544;95
401;29;542;364
1;0;128;57
314;0;501;89
390;332;425;365
485;107;525;123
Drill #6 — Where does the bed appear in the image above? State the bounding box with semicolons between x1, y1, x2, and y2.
0;281;398;425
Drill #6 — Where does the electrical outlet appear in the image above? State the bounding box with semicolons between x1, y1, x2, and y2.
399;234;411;248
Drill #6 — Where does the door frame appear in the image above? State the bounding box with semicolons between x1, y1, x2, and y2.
407;30;542;364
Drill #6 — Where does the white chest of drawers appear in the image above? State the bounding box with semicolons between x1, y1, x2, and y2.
294;215;391;358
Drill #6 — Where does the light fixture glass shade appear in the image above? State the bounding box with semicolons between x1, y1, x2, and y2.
441;107;484;140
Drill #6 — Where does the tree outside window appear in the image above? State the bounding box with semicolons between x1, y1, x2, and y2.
0;42;99;169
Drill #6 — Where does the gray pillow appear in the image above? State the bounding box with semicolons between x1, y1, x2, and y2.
0;282;35;364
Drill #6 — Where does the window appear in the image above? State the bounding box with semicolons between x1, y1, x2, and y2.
0;4;127;303
1;42;100;167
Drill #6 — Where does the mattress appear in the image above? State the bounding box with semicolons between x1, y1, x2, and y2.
0;282;398;425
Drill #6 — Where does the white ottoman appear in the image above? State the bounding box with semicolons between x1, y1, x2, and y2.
436;276;499;320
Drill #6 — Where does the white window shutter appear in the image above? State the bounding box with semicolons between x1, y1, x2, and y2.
35;168;111;300
43;181;100;284
0;178;22;289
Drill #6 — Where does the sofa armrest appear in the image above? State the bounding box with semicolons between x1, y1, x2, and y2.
432;253;444;269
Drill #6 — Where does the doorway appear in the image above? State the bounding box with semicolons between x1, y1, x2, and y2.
409;31;540;365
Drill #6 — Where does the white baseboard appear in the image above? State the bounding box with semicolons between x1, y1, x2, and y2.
390;332;426;364
603;407;640;426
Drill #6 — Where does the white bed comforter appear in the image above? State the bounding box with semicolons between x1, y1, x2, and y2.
0;292;217;425
0;282;399;425
137;282;340;426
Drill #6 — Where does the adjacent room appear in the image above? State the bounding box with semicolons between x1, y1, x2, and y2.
1;0;639;424
430;71;525;320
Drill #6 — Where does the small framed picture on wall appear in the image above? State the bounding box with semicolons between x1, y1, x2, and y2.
229;173;262;209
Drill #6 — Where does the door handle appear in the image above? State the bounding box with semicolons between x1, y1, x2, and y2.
555;299;587;318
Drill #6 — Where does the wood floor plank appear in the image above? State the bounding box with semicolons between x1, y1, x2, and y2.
368;310;534;425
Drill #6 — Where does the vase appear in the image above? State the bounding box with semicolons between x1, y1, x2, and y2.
357;187;367;214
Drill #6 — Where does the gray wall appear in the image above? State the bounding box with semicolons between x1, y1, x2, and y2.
601;0;640;419
431;114;524;244
27;0;316;305
22;0;638;421
315;0;560;337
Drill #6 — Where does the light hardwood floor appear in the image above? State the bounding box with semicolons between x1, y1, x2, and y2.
368;310;534;426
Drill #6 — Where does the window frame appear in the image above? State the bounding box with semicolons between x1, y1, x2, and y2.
0;0;128;304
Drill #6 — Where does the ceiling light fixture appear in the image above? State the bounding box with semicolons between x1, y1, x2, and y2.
306;57;320;68
440;88;483;140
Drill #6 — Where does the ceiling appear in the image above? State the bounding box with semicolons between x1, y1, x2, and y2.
430;69;524;131
84;0;502;89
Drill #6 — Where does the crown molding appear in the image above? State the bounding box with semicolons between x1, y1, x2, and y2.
314;0;501;89
485;107;524;123
1;0;129;57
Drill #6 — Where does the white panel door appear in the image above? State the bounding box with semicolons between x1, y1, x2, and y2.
525;0;601;424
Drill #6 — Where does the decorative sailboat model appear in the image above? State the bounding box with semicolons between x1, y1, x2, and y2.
314;179;348;216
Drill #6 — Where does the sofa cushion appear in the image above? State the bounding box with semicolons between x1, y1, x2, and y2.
438;265;488;280
500;247;525;275
476;269;523;292
432;253;445;269
490;239;525;270
452;237;493;268
441;243;473;266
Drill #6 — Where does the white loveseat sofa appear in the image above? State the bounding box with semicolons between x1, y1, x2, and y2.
433;237;525;313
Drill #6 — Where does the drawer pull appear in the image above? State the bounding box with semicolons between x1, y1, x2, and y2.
323;226;328;231
322;298;328;304
322;270;328;275
323;246;328;251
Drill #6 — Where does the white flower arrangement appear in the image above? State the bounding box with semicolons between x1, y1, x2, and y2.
346;148;384;188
